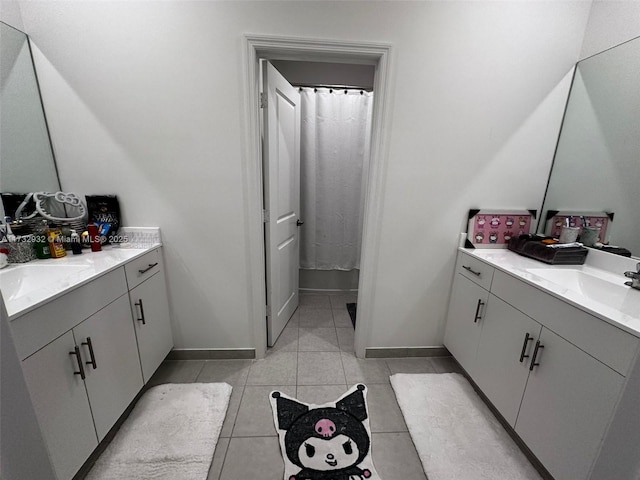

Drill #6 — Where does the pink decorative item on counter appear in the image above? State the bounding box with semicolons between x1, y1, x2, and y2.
467;209;535;248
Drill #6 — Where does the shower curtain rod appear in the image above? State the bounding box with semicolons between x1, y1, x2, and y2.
294;83;373;92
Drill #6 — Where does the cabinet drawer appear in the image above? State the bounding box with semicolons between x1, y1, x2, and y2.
10;267;128;360
125;248;163;290
492;270;639;375
455;251;495;291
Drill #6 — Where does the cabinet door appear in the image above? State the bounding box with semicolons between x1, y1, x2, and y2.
515;328;624;480
443;273;489;377
21;331;98;480
129;272;173;382
74;294;144;440
474;294;542;426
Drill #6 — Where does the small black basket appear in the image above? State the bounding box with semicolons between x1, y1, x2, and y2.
508;236;588;265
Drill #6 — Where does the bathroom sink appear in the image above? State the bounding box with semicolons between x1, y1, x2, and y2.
0;264;91;302
528;267;630;306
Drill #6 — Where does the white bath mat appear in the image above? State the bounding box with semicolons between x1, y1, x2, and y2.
270;384;381;480
390;373;542;480
86;383;232;480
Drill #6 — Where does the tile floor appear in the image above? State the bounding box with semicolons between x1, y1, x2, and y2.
140;294;463;480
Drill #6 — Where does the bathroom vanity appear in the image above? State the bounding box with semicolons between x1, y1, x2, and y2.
444;247;640;480
1;245;173;480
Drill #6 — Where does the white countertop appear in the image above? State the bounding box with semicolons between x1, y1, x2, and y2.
0;245;160;320
461;247;640;338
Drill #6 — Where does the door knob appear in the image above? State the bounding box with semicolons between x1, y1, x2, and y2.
297;219;304;226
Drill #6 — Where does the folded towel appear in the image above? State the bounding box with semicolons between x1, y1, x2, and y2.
547;242;584;249
507;236;588;265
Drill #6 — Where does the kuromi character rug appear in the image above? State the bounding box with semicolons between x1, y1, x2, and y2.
270;384;381;480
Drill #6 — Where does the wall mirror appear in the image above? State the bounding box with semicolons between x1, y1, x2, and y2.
0;21;61;204
538;36;640;258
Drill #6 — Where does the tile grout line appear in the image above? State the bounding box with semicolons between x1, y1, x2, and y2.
213;435;231;480
227;355;251;439
295;303;301;394
208;367;249;480
193;360;207;381
328;299;349;386
335;306;350;387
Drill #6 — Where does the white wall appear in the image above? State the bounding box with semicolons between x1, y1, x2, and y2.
0;0;25;31
16;1;590;351
580;0;640;59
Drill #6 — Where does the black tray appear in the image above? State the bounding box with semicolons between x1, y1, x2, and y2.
507;236;588;265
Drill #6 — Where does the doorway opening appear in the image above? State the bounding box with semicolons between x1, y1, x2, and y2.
272;59;374;325
242;36;392;359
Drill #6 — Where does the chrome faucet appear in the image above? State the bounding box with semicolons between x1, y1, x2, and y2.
624;263;640;290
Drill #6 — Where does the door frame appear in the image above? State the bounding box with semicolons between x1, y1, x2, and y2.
241;35;393;359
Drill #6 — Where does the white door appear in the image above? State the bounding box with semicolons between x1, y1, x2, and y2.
262;60;301;346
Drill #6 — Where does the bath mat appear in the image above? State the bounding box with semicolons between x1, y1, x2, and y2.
390;373;542;480
270;384;381;480
86;383;232;480
346;302;357;328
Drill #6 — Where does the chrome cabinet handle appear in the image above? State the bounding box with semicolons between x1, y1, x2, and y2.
138;262;158;275
519;333;533;363
529;340;545;371
135;299;146;325
473;299;485;323
70;346;86;380
462;265;481;277
82;337;97;369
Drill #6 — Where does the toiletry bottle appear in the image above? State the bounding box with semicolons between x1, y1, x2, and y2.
87;223;102;252
61;223;72;251
47;227;67;258
34;220;51;259
70;230;82;255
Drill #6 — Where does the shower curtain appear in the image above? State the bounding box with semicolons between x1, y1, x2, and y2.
299;87;374;271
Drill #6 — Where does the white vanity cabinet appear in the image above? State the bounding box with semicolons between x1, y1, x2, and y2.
19;271;143;480
444;249;639;480
126;248;173;383
9;246;173;480
443;254;494;377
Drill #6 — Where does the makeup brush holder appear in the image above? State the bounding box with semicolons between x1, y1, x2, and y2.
558;226;580;244
580;227;601;247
